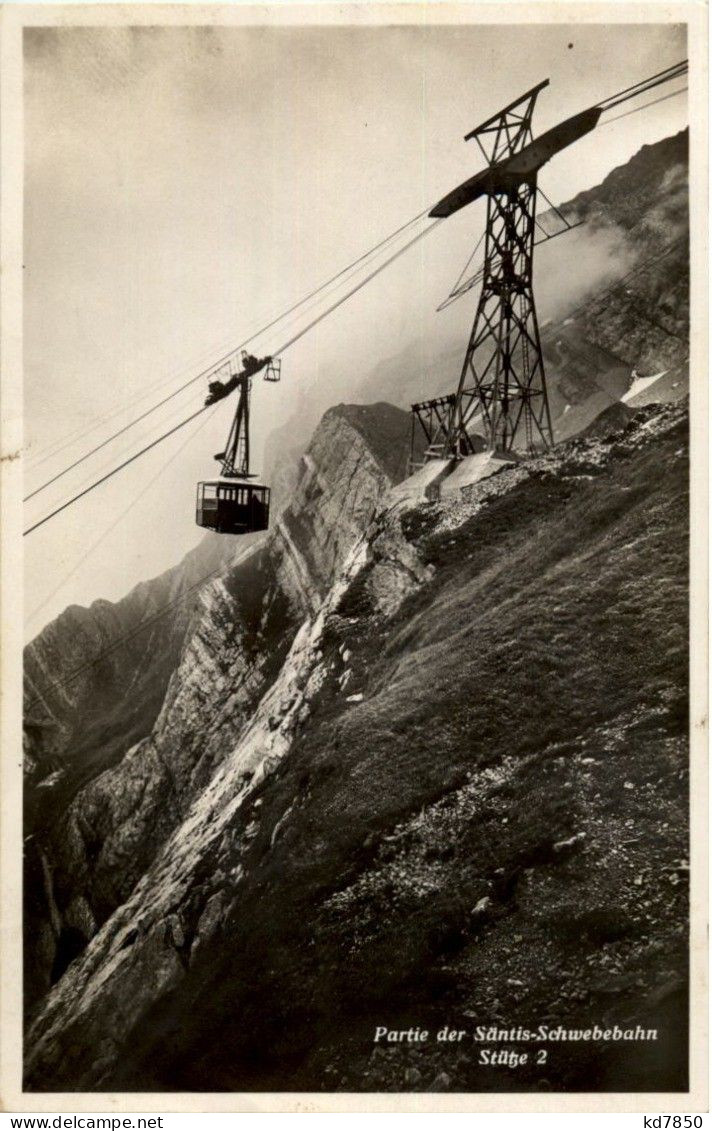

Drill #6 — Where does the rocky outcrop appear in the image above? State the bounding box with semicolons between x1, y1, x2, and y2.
25;402;689;1092
24;402;413;1010
274;403;416;608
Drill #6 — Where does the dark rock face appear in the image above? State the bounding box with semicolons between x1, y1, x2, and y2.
580;400;635;439
24;402;414;1010
565;130;688;230
24;402;689;1093
24;531;240;1006
541;129;689;437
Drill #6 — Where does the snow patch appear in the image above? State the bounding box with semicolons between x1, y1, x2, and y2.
622;371;667;403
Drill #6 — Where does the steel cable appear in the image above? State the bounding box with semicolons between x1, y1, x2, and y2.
24;218;442;536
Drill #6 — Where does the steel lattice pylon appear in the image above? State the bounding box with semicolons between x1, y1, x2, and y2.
447;178;554;455
413;79;584;461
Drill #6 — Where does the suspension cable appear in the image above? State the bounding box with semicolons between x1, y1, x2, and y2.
32;63;685;480
23;406;208;537
595;60;687;112
437;64;688;316
600;86;687;127
25;408;220;630
271;220;442;357
24;218;442;537
25;209;430;503
23;59;690;534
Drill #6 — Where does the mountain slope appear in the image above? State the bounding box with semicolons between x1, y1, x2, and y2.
25;401;688;1093
24;402;415;1010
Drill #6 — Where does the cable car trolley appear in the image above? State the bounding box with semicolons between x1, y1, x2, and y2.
196;353;280;536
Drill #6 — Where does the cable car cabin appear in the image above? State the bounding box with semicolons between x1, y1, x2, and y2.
196;480;270;535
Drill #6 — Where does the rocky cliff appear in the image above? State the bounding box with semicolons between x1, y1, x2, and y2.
25;400;689;1093
24;533;236;793
541;129;689;435
24;401;413;1009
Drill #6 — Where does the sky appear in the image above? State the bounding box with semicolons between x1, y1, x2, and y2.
23;18;688;638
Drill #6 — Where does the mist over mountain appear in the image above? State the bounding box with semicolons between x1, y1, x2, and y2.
258;129;688;472
354;129;689;436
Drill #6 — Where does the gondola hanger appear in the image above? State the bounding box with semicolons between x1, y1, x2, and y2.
196;354;280;536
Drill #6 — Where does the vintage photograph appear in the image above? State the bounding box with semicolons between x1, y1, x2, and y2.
13;5;700;1101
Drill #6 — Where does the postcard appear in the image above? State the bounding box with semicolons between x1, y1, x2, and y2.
1;0;707;1113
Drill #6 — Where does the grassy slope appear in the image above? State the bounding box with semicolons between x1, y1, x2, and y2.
106;410;689;1094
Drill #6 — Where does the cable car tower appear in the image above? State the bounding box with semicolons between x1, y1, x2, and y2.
413;81;602;459
196;351;281;535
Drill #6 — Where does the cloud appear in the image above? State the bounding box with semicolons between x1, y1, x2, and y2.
536;220;637;325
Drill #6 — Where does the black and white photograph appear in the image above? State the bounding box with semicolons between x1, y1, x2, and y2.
2;1;706;1110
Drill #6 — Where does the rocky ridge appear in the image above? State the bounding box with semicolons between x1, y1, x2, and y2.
23;533;236;790
24;401;412;1008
